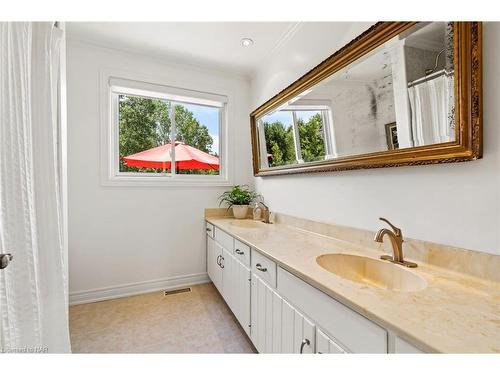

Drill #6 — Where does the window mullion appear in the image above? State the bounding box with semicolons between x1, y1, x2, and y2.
291;111;303;163
170;101;176;177
321;110;332;157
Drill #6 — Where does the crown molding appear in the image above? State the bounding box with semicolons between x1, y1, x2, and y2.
256;22;303;68
268;22;303;56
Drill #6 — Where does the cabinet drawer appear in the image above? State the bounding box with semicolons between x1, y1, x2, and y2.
277;267;387;353
214;227;233;250
205;222;215;238
233;239;251;267
251;250;277;288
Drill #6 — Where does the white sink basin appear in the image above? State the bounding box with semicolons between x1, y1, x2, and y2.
316;253;427;292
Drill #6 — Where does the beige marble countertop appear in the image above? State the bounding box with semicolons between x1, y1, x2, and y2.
206;216;500;353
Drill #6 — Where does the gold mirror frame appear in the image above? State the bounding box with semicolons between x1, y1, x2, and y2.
250;22;482;176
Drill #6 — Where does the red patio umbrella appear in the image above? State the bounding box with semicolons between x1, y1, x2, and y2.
123;141;219;171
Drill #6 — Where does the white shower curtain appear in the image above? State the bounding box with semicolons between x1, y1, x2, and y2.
0;22;70;353
408;74;454;147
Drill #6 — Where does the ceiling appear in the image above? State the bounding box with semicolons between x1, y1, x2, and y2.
66;22;301;76
404;22;447;51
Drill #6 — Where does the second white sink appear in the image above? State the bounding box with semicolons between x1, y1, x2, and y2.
316;253;427;292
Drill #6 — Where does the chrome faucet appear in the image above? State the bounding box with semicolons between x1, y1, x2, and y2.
258;201;272;224
374;218;417;268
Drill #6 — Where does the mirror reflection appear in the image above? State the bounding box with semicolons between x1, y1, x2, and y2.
257;22;455;169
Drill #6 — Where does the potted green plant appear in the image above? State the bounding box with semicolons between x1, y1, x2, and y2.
218;185;258;219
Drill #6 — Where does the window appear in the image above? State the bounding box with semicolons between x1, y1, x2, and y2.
259;104;335;168
105;77;229;185
295;110;326;163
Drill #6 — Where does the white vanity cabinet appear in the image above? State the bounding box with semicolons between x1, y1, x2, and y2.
277;267;388;353
206;225;251;335
205;221;427;354
206;236;223;292
249;249;315;354
250;273;315;353
223;248;251;336
250;274;277;352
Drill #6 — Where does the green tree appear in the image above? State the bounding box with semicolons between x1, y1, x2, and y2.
118;95;215;174
119;95;168;172
270;143;284;166
263;121;295;167
262;113;326;167
174;104;213;154
297;113;326;162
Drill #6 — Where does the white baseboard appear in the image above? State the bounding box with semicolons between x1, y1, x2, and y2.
69;273;210;305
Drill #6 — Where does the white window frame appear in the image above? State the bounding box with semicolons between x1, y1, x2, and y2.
269;100;338;163
100;70;232;187
287;106;338;160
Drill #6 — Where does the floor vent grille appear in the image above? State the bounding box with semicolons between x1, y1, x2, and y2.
163;287;192;296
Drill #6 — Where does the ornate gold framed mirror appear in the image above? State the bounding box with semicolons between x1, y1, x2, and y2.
250;22;482;176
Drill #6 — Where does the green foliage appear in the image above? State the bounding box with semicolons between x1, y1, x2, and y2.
218;185;258;208
119;95;165;172
263;121;295;167
174;105;213;154
118;95;215;174
297;113;326;162
263;112;326;167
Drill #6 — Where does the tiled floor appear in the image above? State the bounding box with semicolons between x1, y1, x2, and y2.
69;283;256;353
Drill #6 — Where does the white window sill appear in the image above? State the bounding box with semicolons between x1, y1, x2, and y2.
101;174;233;188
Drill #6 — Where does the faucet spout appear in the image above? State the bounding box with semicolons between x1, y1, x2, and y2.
258;201;272;224
374;228;403;263
374;217;416;267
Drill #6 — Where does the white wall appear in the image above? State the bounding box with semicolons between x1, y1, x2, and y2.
67;40;252;299
250;22;500;255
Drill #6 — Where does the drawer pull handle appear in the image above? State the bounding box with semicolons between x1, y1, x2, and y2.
235;249;244;255
206;228;212;232
216;255;221;266
255;263;267;272
300;338;310;354
220;256;225;269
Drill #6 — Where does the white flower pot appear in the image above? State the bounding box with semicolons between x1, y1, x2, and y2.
232;205;249;219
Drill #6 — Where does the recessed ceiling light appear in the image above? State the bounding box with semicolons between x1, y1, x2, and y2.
241;38;254;47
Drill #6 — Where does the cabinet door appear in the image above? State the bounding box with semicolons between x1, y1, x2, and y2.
250;274;265;352
251;274;315;354
210;243;251;338
316;328;345;354
207;237;223;292
281;307;315;354
281;301;315;354
278;267;387;353
281;299;295;353
221;247;234;308
251;274;283;353
299;314;315;354
232;257;251;336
